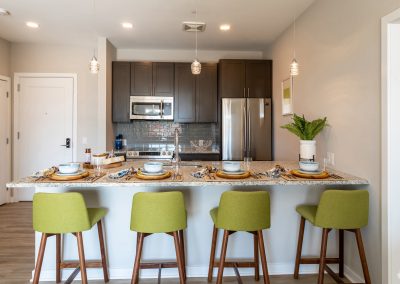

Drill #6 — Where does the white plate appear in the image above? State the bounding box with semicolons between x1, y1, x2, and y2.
140;170;167;176
221;170;246;175
298;169;323;175
55;170;85;176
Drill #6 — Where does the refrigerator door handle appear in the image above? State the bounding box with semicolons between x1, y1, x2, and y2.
243;103;247;154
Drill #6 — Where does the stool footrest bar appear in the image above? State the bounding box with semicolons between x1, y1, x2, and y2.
60;260;104;269
299;257;339;264
140;262;179;269
214;261;256;268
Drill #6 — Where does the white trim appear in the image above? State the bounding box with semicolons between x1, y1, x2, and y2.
13;73;78;183
381;7;400;284
0;75;12;204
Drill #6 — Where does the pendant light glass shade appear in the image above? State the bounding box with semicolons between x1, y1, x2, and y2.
290;58;299;77
191;59;201;75
90;55;100;74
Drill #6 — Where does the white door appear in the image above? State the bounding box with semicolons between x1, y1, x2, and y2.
14;75;76;201
0;77;11;205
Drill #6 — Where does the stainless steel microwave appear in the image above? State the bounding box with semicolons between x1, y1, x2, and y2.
130;96;174;120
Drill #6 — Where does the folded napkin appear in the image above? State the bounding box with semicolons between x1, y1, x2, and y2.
31;167;57;178
191;168;209;178
108;168;133;179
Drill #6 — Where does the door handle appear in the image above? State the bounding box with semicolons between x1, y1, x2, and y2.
61;138;71;148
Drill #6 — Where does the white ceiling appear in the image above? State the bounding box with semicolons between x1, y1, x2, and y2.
0;0;315;50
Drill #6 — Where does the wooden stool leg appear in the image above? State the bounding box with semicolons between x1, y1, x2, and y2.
173;231;185;284
294;217;305;279
56;234;61;283
257;230;270;284
131;233;144;284
216;230;229;284
97;220;109;282
208;226;218;282
339;229;344;278
318;229;329;284
178;230;186;281
76;232;88;284
33;233;48;284
254;233;260;281
355;229;371;284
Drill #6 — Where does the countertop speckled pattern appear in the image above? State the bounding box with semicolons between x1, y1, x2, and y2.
6;161;369;188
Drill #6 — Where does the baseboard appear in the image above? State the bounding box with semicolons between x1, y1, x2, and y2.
31;262;333;282
344;264;364;283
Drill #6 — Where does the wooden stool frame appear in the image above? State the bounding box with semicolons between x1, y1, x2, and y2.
32;220;109;284
131;230;186;284
294;217;371;284
208;226;270;284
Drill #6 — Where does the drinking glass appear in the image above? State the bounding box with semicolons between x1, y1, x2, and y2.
93;157;104;177
244;157;253;172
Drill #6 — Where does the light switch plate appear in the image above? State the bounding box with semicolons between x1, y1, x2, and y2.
82;137;88;145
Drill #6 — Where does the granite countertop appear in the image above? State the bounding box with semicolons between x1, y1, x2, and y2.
6;161;369;188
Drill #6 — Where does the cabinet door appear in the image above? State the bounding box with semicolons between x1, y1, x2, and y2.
153;63;174;97
196;63;217;123
174;63;196;123
245;61;268;98
112;62;131;122
219;60;246;98
131;62;153;96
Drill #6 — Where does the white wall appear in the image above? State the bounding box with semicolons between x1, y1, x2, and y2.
11;43;99;160
0;38;11;76
117;48;263;62
264;0;400;283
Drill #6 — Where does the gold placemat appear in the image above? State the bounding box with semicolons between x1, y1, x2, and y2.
49;171;90;181
215;170;251;179
135;170;172;180
290;170;330;179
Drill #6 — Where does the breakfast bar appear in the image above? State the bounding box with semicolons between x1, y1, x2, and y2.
7;161;368;282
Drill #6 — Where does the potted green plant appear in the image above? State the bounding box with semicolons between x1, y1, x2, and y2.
281;114;328;160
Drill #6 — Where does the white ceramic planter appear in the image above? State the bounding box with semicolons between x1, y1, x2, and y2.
299;140;316;160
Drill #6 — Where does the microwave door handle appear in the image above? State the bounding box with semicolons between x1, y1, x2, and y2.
160;100;164;118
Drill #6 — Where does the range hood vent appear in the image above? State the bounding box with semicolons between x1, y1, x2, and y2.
182;21;206;32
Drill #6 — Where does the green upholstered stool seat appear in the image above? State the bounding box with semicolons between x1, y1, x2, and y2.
130;191;187;284
294;189;371;284
32;192;109;284
208;191;271;284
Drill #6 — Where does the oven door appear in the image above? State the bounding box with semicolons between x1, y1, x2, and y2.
130;96;174;120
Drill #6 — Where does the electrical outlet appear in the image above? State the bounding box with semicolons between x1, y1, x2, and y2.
82;137;88;145
327;152;335;166
122;139;127;146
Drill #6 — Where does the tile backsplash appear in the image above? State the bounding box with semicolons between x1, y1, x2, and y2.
113;121;220;149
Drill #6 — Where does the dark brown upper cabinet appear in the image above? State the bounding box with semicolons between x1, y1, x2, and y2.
112;61;131;123
174;63;218;123
219;59;272;98
131;62;174;97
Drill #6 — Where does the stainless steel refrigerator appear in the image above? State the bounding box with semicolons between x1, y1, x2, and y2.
222;98;272;161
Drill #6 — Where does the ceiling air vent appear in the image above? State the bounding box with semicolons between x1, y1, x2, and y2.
182;21;206;32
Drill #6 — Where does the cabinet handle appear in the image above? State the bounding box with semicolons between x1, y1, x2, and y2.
243;88;246;98
247;88;250;98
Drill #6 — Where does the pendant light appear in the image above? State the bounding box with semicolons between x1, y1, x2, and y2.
89;0;99;74
191;9;201;75
290;16;299;77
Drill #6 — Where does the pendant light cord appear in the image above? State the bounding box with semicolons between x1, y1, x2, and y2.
293;15;296;58
195;8;198;59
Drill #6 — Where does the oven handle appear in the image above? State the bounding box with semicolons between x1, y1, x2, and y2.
160;100;164;118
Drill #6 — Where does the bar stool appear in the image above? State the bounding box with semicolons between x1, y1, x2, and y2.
32;192;109;284
294;189;371;284
208;191;271;284
130;191;187;284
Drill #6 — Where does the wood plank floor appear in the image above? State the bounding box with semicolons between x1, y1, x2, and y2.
0;202;348;283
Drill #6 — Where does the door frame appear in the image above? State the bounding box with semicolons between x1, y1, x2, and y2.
13;73;78;180
0;75;11;204
381;8;400;284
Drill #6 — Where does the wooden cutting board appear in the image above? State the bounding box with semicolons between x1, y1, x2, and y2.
135;171;172;180
216;170;251;179
290;169;330;179
49;171;90;181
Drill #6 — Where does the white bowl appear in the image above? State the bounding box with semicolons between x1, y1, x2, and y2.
58;163;80;174
144;162;163;173
299;161;319;172
222;161;241;172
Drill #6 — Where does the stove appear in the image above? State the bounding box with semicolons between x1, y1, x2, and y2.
126;144;174;160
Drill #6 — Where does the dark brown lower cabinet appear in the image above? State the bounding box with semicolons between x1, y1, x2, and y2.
180;153;220;161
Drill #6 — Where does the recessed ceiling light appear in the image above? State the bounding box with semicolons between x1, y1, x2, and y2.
0;8;10;16
26;22;39;29
121;22;133;29
220;24;231;31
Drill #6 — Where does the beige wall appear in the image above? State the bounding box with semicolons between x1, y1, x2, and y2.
264;0;400;283
11;43;99;160
0;38;11;76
